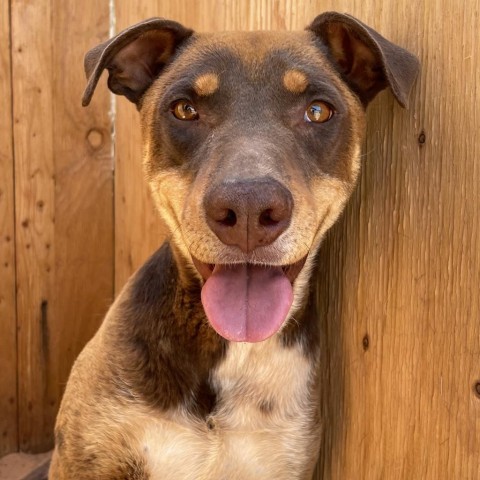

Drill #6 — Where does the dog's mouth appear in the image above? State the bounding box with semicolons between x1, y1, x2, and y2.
192;256;307;343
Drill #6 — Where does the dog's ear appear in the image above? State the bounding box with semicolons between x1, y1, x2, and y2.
82;18;194;106
308;12;419;108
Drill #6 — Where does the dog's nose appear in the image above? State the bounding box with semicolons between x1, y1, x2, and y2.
204;178;293;253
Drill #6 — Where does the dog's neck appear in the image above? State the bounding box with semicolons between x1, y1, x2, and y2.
106;241;319;415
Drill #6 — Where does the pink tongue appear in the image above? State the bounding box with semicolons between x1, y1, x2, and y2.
201;264;293;342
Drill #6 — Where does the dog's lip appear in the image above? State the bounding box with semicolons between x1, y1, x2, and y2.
191;255;308;284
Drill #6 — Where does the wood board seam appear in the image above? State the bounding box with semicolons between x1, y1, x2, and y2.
7;0;19;454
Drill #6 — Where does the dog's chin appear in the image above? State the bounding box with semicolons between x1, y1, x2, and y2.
191;254;308;343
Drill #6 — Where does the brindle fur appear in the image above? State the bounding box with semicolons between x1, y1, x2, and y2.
50;12;418;480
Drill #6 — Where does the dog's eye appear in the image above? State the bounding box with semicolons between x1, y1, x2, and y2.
304;101;334;123
171;100;199;121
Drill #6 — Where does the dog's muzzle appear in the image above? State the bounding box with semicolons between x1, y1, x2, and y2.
193;177;304;343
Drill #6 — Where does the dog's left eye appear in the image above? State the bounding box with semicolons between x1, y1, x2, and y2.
171;100;199;121
304;101;334;123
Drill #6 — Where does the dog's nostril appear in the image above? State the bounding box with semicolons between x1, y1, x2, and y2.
259;209;278;227
219;209;237;227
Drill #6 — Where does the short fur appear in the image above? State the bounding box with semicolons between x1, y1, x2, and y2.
50;12;418;480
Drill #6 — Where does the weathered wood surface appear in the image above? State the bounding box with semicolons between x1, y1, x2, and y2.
10;0;113;452
0;0;18;457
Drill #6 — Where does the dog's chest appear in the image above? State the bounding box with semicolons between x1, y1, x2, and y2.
141;338;319;480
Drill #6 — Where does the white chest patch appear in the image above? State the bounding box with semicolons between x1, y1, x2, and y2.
140;337;320;480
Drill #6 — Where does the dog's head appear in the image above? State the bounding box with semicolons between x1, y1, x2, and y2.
83;12;419;343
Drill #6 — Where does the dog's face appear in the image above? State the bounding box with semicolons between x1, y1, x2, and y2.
83;13;418;342
142;31;364;263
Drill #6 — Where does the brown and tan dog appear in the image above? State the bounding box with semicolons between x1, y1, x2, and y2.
49;12;418;480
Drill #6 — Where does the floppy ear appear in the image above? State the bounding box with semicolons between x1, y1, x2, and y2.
307;12;419;108
82;18;194;106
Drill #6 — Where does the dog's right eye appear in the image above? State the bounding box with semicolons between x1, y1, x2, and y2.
304;101;334;123
171;100;199;121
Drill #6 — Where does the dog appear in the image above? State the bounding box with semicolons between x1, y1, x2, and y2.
49;11;418;480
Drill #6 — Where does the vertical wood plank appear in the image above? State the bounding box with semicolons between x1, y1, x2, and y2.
11;0;113;452
49;0;114;435
0;0;19;456
11;0;55;452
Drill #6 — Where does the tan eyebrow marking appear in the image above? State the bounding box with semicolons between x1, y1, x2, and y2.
283;69;308;94
193;73;220;96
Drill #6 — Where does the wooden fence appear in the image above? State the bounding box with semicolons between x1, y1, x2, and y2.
0;0;479;478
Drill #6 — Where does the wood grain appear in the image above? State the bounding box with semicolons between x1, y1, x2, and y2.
11;0;113;452
11;0;55;452
0;0;18;457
